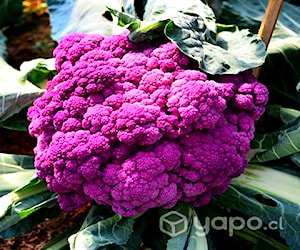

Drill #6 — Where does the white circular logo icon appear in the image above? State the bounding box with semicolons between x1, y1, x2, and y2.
159;211;188;237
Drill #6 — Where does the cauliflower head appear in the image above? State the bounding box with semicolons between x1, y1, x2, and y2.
28;31;268;216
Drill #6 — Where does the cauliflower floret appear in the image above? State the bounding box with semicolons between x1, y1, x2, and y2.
28;32;268;216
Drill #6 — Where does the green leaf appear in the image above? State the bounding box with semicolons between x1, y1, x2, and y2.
46;0;125;41
0;193;58;236
264;105;300;125
0;32;7;59
15;194;57;219
106;7;139;27
69;205;144;249
0;169;35;190
196;204;290;250
0;107;30;131
127;0;217;47
166;209;208;250
0;58;45;122
0;195;13;221
129;19;167;42
19;58;57;89
250;106;300;162
163;12;215;49
142;0;215;25
0;154;35;211
232;164;300;205
219;0;300;35
0;174;56;238
2;59;53;129
157;202;208;250
0;0;22;28
219;0;300;107
213;164;300;249
213;30;266;74
103;215;146;250
0;171;36;192
163;203;193;249
251;105;298;136
68;212;136;250
290;153;300;168
0;176;48;219
0;153;34;173
278;107;300;124
118;216;145;250
251;119;300;162
119;0;136;17
236;228;290;250
259;34;300;108
109;0;266;75
166;20;266;74
186;217;208;250
140;209;168;249
14;176;46;196
216;23;237;33
0;203;61;239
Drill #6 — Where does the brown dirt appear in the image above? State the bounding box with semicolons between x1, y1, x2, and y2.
4;13;56;69
0;204;91;250
0;128;36;155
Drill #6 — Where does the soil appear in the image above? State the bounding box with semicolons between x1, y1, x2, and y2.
4;14;56;69
0;205;90;250
0;8;89;250
0;128;36;155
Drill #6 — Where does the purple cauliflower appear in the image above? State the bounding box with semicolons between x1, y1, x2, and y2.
28;31;268;216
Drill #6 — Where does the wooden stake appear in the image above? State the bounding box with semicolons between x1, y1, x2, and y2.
253;0;284;78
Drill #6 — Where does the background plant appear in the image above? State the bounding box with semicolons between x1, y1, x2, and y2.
0;0;299;249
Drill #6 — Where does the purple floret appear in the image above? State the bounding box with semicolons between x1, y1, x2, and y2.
178;118;250;205
28;31;268;216
167;80;232;131
111;103;163;146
